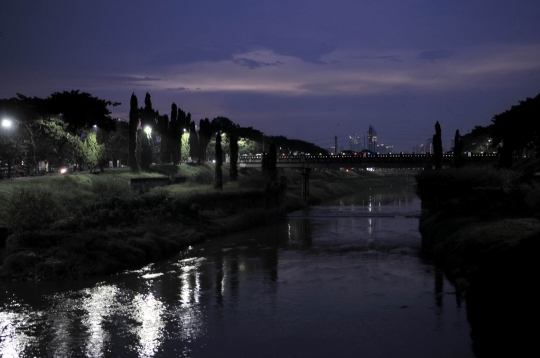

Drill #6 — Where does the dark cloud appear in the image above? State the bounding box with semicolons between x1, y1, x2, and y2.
233;58;284;69
355;55;403;62
166;87;189;91
148;45;237;66
260;36;335;64
418;50;455;62
105;76;162;82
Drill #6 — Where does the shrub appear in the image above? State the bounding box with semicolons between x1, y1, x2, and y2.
1;187;60;231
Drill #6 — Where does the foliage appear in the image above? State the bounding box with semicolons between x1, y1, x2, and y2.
461;125;494;153
269;142;277;181
453;130;465;168
181;132;190;162
189;120;199;161
139;93;156;171
198;118;212;162
229;134;239;181
105;119;129;167
432;121;443;169
46;90;119;135
265;135;328;155
156;113;170;164
79;131;103;171
214;132;223;189
1;187;59;231
129;93;139;172
491;93;540;158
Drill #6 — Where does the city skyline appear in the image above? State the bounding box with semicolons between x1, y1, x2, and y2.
1;1;540;152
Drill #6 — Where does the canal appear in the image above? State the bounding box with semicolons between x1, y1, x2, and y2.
0;183;476;357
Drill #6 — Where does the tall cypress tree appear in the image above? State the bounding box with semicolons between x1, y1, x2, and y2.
139;92;154;171
170;103;180;165
157;114;169;163
433;121;443;169
189;120;199;162
453;129;465;168
229;134;239;181
214;132;223;189
269;142;277;181
128;93;139;172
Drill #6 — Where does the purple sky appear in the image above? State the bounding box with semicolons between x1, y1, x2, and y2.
1;0;540;152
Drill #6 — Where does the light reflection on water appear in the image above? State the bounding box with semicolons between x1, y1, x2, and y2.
0;184;476;357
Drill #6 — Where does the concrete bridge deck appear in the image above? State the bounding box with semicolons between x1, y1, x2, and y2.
238;152;497;201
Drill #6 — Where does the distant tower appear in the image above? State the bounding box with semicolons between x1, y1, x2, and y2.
367;125;377;152
349;133;361;151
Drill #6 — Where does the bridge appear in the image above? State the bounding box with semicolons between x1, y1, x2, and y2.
238;152;498;201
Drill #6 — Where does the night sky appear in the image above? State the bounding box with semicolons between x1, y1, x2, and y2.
1;1;539;152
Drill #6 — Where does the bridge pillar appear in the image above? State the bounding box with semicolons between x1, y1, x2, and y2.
301;168;311;201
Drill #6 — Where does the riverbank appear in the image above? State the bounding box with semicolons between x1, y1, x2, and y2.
416;163;540;284
0;165;407;281
415;163;539;356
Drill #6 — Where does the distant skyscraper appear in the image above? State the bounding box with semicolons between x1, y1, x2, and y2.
349;133;362;152
367;125;377;152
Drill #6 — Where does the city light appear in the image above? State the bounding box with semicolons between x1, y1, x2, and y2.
1;119;12;127
144;126;152;135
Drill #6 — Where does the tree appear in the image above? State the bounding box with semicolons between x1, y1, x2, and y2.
269;142;277;181
461;125;494;153
105;119;129;168
210;116;239;134
198;118;212;162
156;113;170;163
491;93;540;159
129;93;139;172
214;132;223;190
79;131;103;172
169;103;181;165
139;92;156;171
46;90;119;135
433;121;443;169
229;134;238;181
453;129;465;168
189;120;199;162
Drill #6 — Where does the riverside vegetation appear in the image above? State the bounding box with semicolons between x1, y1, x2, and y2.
415;160;540;356
0;165;405;281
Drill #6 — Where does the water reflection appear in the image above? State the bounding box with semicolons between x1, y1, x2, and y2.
0;184;477;357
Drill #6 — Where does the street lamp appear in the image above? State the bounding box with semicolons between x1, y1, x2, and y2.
1;119;12;128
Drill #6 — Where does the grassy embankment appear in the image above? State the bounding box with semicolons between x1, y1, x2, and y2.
415;161;540;287
0;164;403;281
416;161;540;357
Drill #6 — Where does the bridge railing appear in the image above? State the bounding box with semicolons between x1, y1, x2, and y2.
238;152;497;164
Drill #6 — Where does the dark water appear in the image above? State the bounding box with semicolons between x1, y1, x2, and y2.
0;184;476;357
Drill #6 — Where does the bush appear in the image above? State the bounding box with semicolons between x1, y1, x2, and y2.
1;187;60;231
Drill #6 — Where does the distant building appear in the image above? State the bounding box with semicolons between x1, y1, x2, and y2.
367;125;377;152
377;143;394;154
349;133;362;152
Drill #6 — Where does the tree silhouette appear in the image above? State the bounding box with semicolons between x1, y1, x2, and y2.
269;142;277;181
214;132;223;190
129;93;139;172
139;92;155;171
229;134;238;181
433;121;443;169
189;120;199;162
156;113;170;164
453;129;465;168
491;93;540;160
169;103;180;165
198;118;212;162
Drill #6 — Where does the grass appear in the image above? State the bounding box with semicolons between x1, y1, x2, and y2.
416;164;540;287
0;164;403;281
